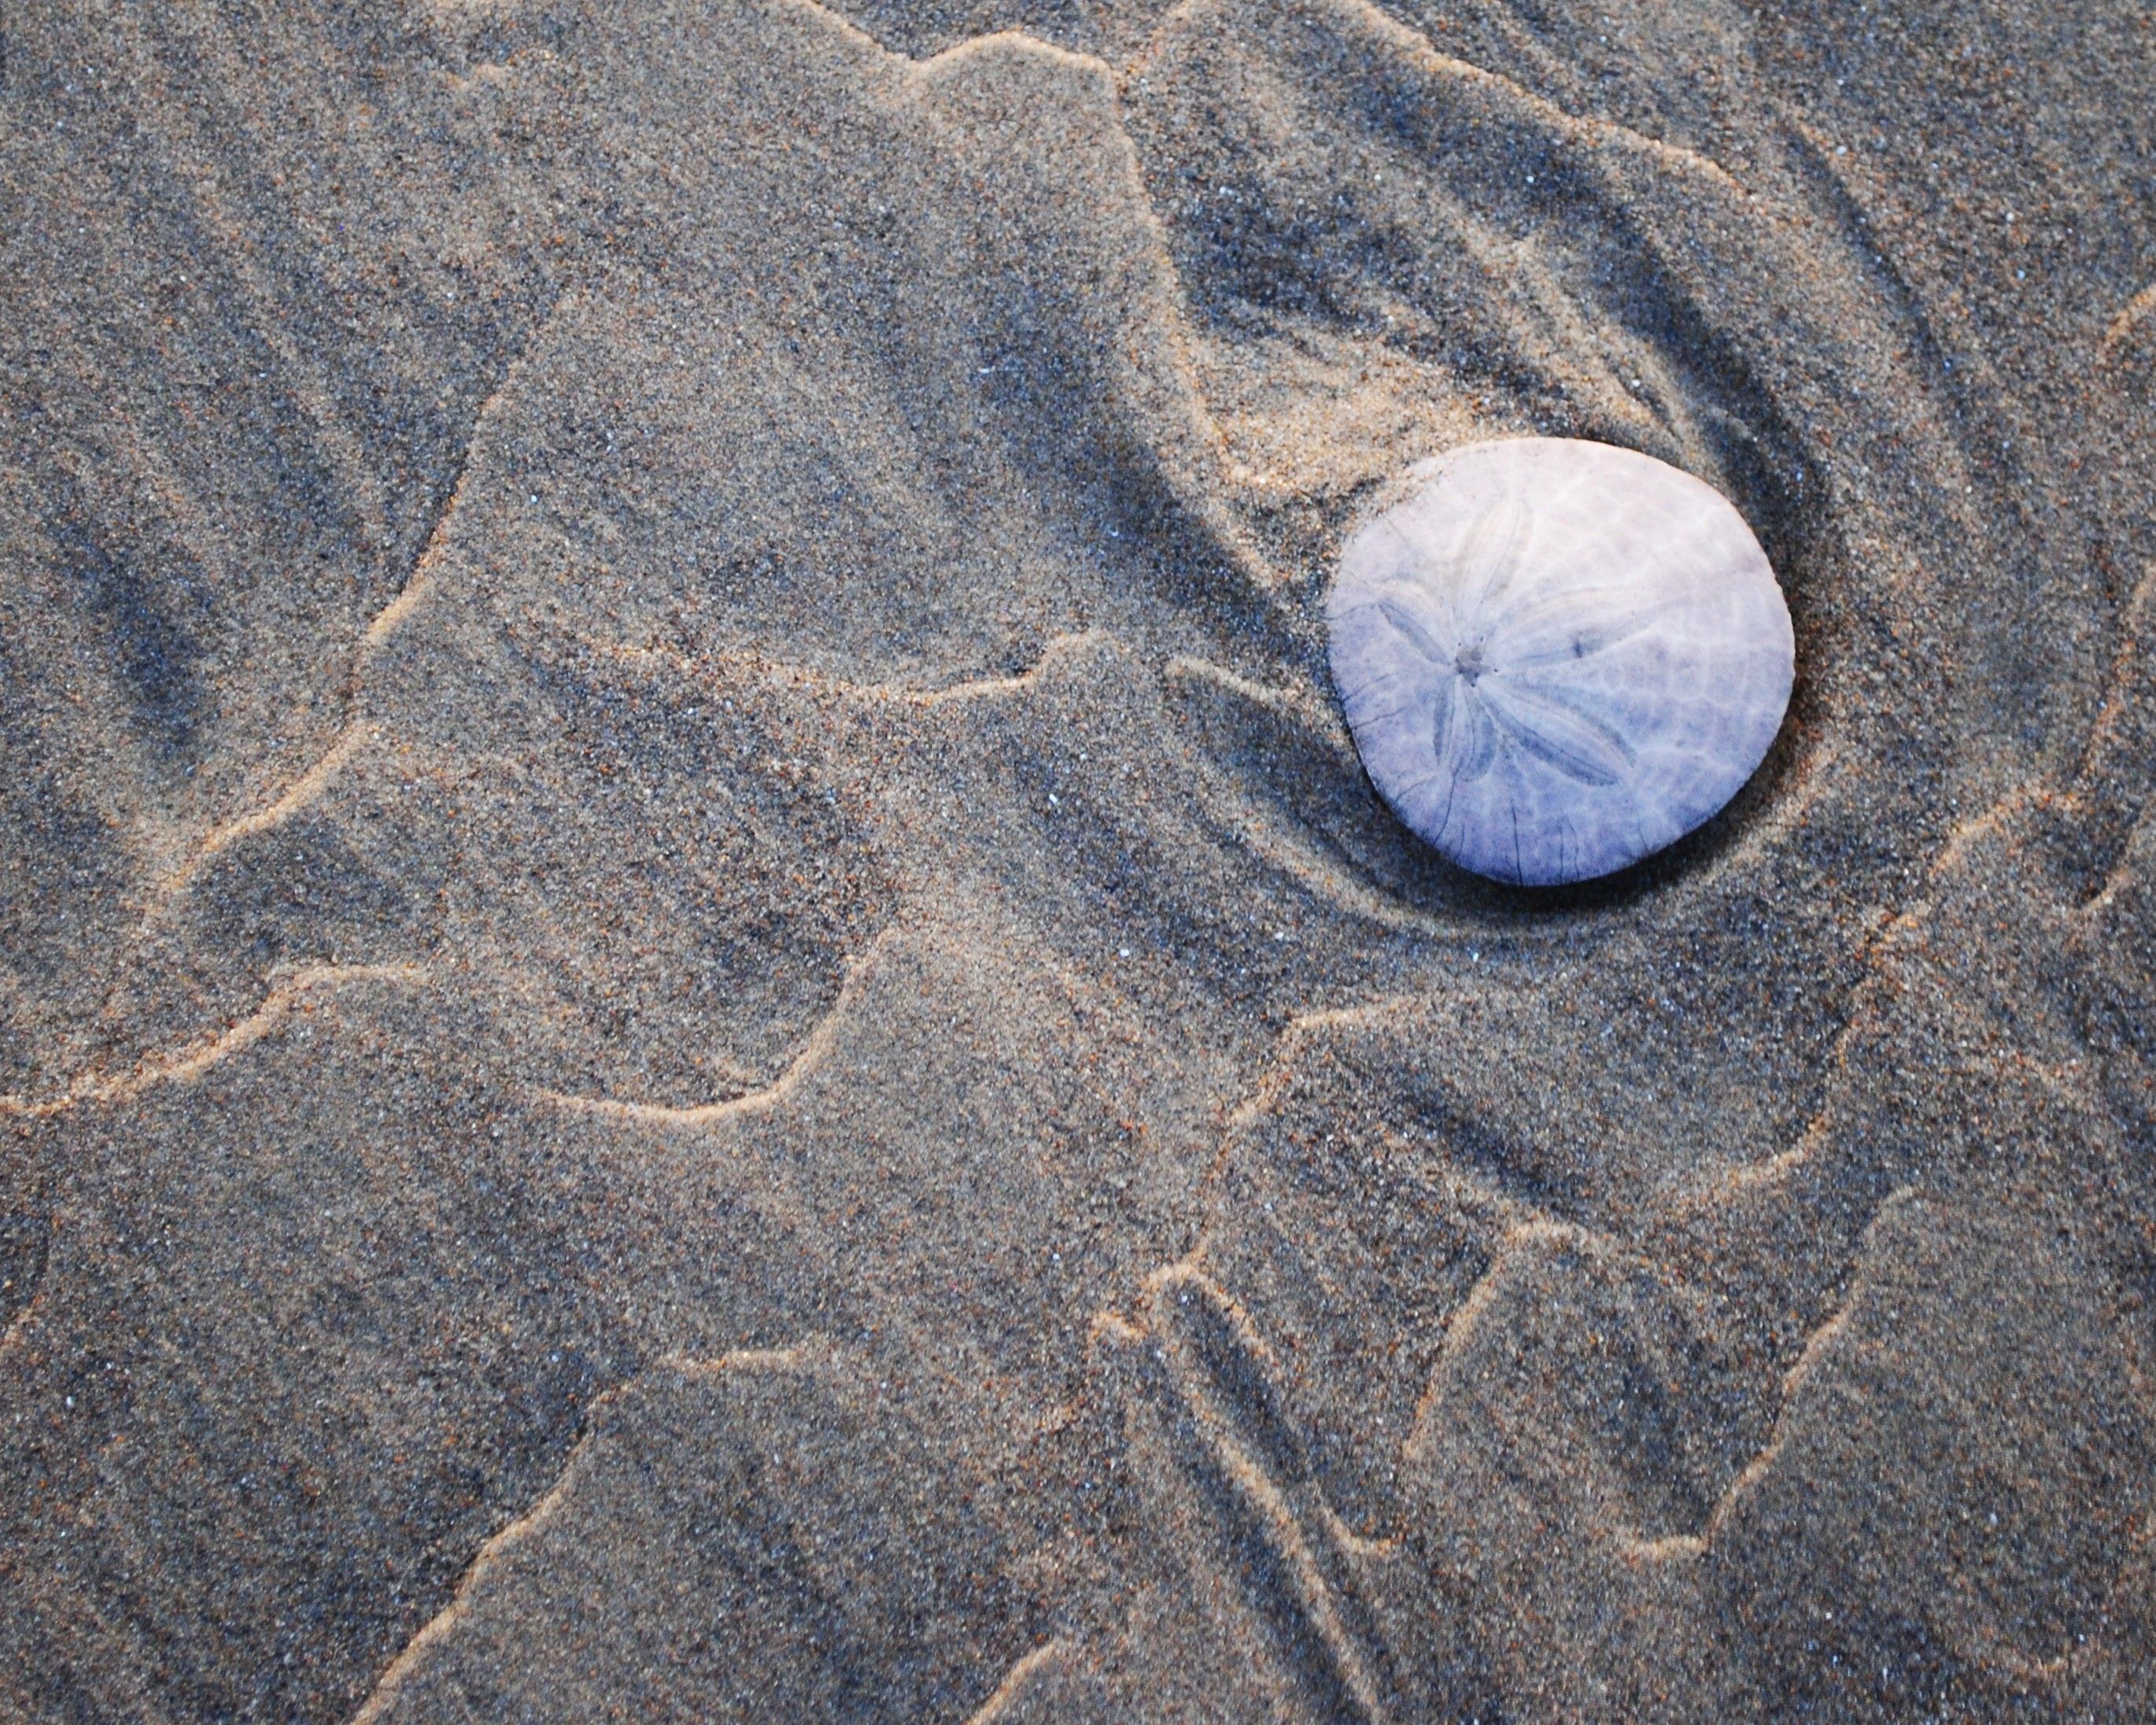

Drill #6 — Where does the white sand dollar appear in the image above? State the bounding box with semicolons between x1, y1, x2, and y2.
1327;438;1795;886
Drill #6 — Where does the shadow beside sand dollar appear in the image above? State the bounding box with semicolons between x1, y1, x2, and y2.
1328;438;1795;887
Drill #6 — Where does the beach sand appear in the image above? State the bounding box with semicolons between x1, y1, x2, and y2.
2;0;2152;1717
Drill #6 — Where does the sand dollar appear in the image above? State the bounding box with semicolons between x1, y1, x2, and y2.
1327;438;1795;886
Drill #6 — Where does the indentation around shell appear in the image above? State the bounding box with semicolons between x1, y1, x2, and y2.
1327;438;1795;887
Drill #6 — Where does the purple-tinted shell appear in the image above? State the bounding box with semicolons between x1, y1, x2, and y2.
1327;438;1795;886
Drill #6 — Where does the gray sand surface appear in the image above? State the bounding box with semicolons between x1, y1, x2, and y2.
2;0;2152;1719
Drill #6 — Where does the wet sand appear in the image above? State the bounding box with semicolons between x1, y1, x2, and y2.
2;0;2153;1718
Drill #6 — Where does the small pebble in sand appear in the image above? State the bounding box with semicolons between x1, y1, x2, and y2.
1327;437;1794;886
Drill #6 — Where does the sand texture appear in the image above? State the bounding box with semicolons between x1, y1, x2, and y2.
2;0;2153;1719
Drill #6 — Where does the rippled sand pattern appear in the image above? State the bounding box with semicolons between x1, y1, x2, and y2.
2;0;2152;1719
